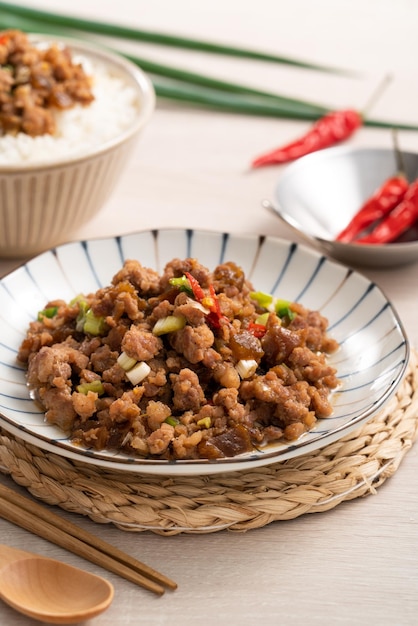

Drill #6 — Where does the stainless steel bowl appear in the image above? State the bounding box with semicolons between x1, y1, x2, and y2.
270;146;418;268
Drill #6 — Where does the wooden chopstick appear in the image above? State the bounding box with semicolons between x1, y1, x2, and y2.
0;483;177;595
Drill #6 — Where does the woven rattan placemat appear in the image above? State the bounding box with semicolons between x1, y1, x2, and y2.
1;350;417;535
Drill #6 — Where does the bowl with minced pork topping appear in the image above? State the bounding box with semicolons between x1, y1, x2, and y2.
0;30;155;258
0;229;409;476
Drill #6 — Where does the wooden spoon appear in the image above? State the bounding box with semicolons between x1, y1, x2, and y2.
0;544;114;624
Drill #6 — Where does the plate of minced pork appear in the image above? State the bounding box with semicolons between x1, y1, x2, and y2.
0;229;409;475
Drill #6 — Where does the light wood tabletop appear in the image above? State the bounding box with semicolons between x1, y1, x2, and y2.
1;1;417;624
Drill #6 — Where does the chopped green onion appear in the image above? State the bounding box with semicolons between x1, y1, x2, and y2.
70;294;87;306
275;299;296;320
250;291;274;309
251;291;296;321
197;417;211;429
153;314;186;336
75;299;89;332
278;307;295;321
76;380;104;395
275;298;291;311
169;276;189;287
164;416;179;427
83;309;107;336
235;359;258;379
37;306;58;321
255;312;269;326
169;275;193;295
125;361;151;385
117;351;138;371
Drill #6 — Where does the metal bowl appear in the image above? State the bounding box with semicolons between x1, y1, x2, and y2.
270;146;418;268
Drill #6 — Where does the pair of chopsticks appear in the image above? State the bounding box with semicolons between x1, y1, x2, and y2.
0;482;177;595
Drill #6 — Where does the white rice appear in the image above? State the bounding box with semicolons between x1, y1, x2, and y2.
0;54;140;166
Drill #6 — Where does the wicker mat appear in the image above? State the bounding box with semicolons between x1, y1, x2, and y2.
1;349;418;535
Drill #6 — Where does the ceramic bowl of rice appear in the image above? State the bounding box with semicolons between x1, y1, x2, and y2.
0;31;155;258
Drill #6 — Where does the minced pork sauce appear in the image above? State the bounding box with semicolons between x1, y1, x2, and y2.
18;257;340;461
0;29;139;165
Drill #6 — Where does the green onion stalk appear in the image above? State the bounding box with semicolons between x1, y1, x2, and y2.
0;1;355;75
1;3;418;131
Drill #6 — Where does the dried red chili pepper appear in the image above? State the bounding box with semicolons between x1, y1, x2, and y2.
208;284;222;317
248;322;267;338
336;174;409;242
357;179;418;244
205;284;227;329
185;272;227;329
184;272;205;302
251;109;362;168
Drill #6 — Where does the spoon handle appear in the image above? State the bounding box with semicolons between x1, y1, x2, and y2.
0;493;165;595
0;483;176;591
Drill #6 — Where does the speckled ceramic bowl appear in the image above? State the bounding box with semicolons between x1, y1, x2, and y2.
0;34;155;259
271;146;418;268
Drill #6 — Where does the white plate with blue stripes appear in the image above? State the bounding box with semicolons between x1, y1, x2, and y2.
0;229;409;475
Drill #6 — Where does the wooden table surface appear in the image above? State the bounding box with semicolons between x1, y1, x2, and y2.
1;1;418;624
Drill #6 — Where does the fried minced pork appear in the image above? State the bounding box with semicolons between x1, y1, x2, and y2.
0;29;94;137
18;258;339;460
